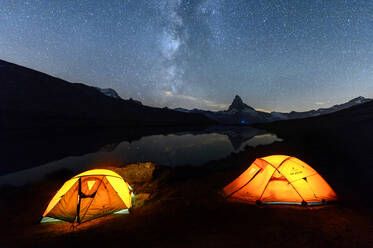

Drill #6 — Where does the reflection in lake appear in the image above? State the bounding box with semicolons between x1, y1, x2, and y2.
0;126;282;186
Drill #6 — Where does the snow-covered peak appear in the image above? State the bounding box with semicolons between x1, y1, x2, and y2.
348;96;368;104
95;87;121;99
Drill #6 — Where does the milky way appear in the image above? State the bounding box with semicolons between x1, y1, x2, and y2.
0;1;372;111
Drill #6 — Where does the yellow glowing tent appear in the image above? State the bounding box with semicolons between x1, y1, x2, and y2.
41;169;133;224
223;155;337;205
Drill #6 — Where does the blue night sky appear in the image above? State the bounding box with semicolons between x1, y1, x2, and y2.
1;0;372;112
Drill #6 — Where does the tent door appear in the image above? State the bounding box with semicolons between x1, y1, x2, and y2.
75;176;104;224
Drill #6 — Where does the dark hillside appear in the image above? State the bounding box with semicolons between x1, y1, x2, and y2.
0;59;213;128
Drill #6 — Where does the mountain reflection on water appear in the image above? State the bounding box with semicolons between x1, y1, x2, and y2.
0;126;282;186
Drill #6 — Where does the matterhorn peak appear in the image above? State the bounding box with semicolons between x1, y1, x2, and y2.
228;95;254;111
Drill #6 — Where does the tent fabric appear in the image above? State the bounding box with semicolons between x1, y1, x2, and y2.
42;169;132;224
223;155;337;205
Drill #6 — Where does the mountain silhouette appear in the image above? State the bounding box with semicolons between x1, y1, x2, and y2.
0;59;213;128
175;94;371;125
228;95;255;111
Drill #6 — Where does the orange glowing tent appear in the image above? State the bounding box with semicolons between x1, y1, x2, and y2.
41;169;133;224
223;155;337;205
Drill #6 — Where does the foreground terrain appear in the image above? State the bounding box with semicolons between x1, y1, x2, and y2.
1;101;373;247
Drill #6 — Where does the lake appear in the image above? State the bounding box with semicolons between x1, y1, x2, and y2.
0;126;282;186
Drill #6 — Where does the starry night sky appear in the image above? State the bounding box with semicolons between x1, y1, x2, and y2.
1;0;373;112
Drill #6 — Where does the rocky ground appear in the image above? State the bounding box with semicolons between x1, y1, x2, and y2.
1;151;372;248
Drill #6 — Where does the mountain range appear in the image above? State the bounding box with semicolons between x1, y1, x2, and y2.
1;58;370;128
0;59;212;128
175;95;371;125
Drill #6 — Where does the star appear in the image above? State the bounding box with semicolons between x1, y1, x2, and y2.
0;0;372;112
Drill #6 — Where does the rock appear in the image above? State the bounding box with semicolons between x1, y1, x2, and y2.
132;193;153;208
136;193;151;200
112;162;156;185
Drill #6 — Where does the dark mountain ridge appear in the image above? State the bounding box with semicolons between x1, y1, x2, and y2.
0;59;213;128
175;94;371;125
273;96;371;120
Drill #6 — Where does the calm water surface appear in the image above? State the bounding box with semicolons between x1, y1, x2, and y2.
0;126;282;186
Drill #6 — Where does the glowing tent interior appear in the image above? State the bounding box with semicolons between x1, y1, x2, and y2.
41;169;133;224
223;155;337;205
